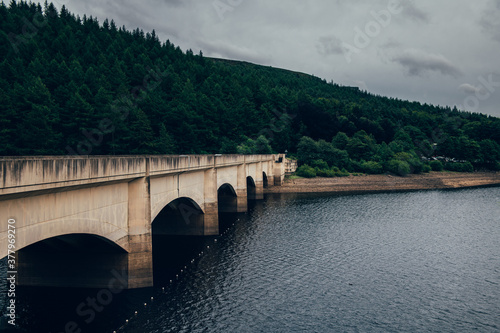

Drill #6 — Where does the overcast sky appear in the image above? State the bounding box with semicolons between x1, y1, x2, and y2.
56;0;500;117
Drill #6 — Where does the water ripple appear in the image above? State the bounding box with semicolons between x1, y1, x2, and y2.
2;187;499;332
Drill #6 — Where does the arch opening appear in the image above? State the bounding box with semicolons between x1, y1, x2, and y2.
152;197;205;236
151;198;208;286
247;176;257;201
263;172;269;188
17;234;128;288
217;183;238;213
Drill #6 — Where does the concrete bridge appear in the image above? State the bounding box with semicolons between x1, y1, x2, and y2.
0;155;286;289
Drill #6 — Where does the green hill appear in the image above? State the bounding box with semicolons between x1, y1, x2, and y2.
1;1;499;173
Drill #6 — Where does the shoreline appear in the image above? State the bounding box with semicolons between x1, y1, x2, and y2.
264;172;500;195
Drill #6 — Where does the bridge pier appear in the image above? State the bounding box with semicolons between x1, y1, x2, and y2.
266;175;274;187
247;180;264;201
236;164;248;212
254;162;265;200
127;177;153;288
254;180;264;200
273;160;285;186
203;168;219;235
235;190;248;212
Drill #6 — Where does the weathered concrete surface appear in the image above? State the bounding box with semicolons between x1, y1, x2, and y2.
0;154;285;289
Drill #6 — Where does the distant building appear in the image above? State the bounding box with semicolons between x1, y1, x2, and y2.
285;159;298;175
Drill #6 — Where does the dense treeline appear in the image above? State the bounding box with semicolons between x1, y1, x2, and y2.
1;2;499;173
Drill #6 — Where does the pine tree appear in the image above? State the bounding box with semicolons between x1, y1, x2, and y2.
15;76;60;154
0;87;16;155
154;123;176;154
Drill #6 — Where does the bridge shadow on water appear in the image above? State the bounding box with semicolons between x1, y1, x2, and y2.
152;207;246;286
152;235;212;286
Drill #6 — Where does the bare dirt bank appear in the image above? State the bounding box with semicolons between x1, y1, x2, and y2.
265;172;500;194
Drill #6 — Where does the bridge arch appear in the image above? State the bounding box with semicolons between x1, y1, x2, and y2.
218;183;239;213
150;179;206;223
152;197;205;236
247;176;257;200
263;172;268;188
19;233;128;253
17;233;129;288
1;216;129;259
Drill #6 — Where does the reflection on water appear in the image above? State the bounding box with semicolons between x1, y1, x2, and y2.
1;187;500;332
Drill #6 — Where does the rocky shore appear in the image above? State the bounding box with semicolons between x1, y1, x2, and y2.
265;172;500;194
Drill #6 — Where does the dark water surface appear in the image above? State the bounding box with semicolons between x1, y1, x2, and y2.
1;187;500;332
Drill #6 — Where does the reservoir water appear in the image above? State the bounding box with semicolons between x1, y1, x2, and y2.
1;187;499;332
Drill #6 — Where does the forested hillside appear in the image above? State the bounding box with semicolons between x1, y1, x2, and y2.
1;2;499;173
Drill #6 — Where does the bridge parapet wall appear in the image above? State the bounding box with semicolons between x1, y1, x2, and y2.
149;155;215;176
0;155;278;197
244;155;270;163
0;156;146;196
214;154;245;167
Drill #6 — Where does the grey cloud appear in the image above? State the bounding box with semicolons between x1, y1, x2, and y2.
401;1;430;23
458;83;481;94
480;0;500;42
158;0;187;6
380;38;402;50
393;49;462;78
317;36;344;56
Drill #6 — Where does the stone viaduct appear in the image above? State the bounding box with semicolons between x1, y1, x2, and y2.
0;155;286;289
